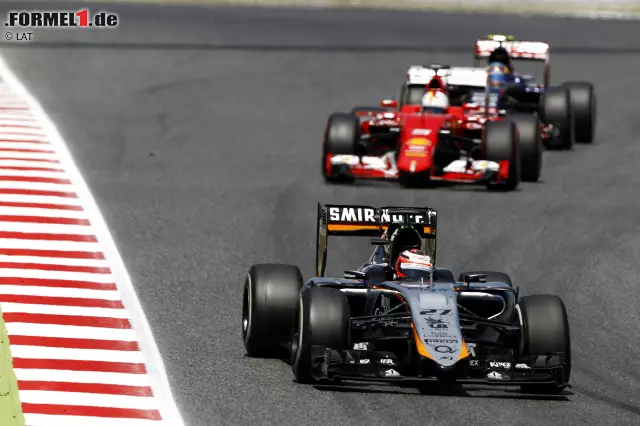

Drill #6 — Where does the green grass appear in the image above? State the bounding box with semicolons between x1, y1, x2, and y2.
0;306;24;426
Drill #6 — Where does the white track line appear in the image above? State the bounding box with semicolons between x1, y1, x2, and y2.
0;55;184;425
19;391;160;410
0;207;88;218
6;323;139;341
0;151;58;160
14;370;151;386
0;286;120;300
0;181;75;191
0;268;115;283
0;193;82;205
24;415;162;426
11;346;146;363
0;239;101;251
0;224;94;235
0;160;64;170
0;256;108;267
0;170;69;178
1;303;131;319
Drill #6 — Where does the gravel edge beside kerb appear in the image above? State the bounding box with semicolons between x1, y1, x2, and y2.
0;305;24;426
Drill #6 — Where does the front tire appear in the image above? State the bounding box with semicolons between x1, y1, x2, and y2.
517;295;571;394
509;114;542;183
291;287;351;384
322;112;360;182
483;120;519;191
242;264;303;357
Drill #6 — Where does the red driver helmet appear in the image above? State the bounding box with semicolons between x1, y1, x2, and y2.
395;248;433;279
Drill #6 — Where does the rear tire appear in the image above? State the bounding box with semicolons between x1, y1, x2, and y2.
483;120;519;191
322;113;359;182
563;82;596;143
291;287;351;384
509;114;542;183
541;87;573;150
517;295;571;394
399;82;426;107
242;264;303;357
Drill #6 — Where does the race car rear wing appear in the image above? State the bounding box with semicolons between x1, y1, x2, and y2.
406;65;488;88
474;37;551;88
474;39;550;61
315;203;437;277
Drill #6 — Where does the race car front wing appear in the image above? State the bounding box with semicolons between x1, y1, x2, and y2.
310;347;569;388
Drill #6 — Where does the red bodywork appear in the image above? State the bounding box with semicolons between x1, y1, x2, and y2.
326;82;512;184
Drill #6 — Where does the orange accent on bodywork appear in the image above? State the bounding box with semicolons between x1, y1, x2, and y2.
327;224;380;231
458;339;470;360
327;224;433;234
411;323;433;359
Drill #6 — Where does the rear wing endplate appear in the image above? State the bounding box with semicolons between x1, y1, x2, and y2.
315;203;437;277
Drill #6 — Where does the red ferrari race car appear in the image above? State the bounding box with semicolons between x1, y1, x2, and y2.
322;76;541;190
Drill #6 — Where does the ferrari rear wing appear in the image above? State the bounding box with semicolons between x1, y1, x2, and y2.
315;203;437;277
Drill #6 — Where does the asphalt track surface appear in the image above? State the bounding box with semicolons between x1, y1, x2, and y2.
0;2;639;425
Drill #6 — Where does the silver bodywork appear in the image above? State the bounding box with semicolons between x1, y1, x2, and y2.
308;275;512;368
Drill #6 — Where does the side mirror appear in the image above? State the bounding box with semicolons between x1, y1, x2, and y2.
380;99;398;108
370;238;391;246
344;270;366;280
464;273;487;284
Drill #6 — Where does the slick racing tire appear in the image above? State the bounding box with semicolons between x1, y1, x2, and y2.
563;81;596;143
399;82;426;107
517;295;571;394
242;264;303;357
457;270;513;287
540;86;574;150
322;112;359;183
508;114;542;183
291;287;351;384
483;120;519;191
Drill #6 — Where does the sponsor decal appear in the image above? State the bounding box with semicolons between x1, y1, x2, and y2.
419;309;452;316
3;8;119;42
380;358;394;365
425;317;448;329
489;361;531;369
466;343;477;357
360;359;370;364
327;207;427;225
384;369;400;377
412;129;432;136
487;371;504;379
406;137;431;146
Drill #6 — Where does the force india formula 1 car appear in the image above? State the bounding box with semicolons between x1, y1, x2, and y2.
322;75;541;190
242;204;571;394
401;35;596;149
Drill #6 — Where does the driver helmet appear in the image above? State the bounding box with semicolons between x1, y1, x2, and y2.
421;90;449;114
487;47;513;71
395;248;433;279
487;63;509;91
